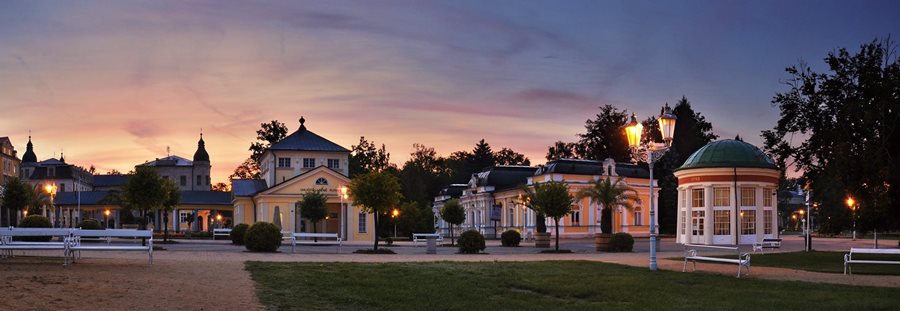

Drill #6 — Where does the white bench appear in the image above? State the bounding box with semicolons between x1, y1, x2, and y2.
288;233;341;253
67;229;154;265
213;228;232;240
412;233;443;247
753;238;782;253
0;228;73;265
843;248;900;275
683;244;752;278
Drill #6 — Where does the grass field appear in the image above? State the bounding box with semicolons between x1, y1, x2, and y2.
246;261;900;310
742;251;900;275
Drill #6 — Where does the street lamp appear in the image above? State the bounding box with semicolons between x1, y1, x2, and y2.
391;208;400;238
845;196;857;240
216;214;223;229
104;209;111;228
340;185;349;240
624;103;676;272
44;184;58;227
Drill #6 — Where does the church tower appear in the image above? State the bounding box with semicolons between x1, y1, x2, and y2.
192;133;212;190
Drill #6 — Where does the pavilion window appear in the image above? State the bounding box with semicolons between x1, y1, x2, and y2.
681;211;686;234
741;210;756;234
763;188;773;207
741;187;756;206
764;210;773;234
713;187;730;206
714;210;730;235
692;188;705;208
691;211;705;236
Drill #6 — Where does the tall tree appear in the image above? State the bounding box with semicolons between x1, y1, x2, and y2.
349;170;403;251
1;177;31;227
494;147;531;166
349;136;392;178
232;120;288;180
524;181;575;252
470;139;495;172
298;189;328;238
399;144;449;207
575;105;633;162
122;166;168;230
762;38;900;233
546;141;576;161
440;199;465;245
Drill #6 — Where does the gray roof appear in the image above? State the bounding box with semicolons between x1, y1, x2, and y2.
92;174;131;188
473;166;538;191
180;191;232;205
232;179;269;197
536;159;650;179
269;124;349;152
54;191;112;206
141;155;194;167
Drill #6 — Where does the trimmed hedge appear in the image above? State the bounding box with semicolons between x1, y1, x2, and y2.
77;219;103;230
231;224;249;245
500;230;521;247
609;233;634;252
18;215;53;242
245;222;282;252
458;230;486;254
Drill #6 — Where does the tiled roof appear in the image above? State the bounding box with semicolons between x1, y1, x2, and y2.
269;125;349;152
232;179;269;197
54;191;113;206
92;174;131;188
180;191;232;205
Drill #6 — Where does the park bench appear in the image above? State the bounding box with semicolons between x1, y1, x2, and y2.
0;228;73;265
843;248;900;275
683;244;752;278
412;233;443;247
213;228;232;240
288;232;341;253
752;238;782;253
67;229;154;265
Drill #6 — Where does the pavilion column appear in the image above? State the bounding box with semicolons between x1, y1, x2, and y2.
756;187;764;242
731;185;738;245
704;185;713;244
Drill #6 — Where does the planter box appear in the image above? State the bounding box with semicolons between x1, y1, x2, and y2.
595;233;612;251
534;232;551;248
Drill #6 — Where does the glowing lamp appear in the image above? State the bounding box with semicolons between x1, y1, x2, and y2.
104;209;110;216
845;197;855;209
391;208;399;218
624;113;643;149
658;103;677;145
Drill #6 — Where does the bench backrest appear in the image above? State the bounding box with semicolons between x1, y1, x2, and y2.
74;229;153;238
0;228;73;237
850;248;900;255
762;238;782;242
683;244;739;252
293;233;339;238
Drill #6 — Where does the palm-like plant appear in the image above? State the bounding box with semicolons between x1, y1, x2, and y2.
28;184;51;217
577;177;641;234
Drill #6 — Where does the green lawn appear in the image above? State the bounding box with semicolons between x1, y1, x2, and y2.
246;261;900;310
744;251;900;275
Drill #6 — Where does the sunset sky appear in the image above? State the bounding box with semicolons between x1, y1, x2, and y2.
1;1;897;183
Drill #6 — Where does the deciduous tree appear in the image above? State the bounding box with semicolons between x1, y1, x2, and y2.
349;171;403;250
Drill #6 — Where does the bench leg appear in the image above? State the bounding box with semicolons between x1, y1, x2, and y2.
682;258;688;272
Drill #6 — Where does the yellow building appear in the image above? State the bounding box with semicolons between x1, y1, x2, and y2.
231;117;373;242
438;158;659;238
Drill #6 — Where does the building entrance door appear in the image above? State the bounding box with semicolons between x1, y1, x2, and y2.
690;210;705;244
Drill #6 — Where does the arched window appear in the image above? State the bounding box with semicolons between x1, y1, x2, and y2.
315;177;328;185
633;207;643;226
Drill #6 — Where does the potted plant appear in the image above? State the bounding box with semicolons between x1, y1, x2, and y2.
577;177;641;251
533;213;551;248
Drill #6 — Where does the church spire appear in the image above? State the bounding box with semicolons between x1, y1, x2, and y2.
22;134;37;163
193;132;210;162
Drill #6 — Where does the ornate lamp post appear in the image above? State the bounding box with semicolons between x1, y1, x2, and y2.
391;208;400;238
104;209;111;229
44;184;58;227
624;103;676;272
340;185;349;240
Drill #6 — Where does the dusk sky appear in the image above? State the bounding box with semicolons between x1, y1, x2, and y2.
1;0;897;183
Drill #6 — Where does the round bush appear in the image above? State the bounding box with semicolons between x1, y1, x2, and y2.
230;224;249;245
608;233;634;252
77;219;103;230
18;215;53;242
457;230;486;254
500;230;521;247
244;222;282;252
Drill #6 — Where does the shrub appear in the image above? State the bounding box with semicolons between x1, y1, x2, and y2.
18;215;53;242
230;224;249;245
500;230;521;247
608;233;634;252
77;219;103;230
457;230;486;254
245;222;282;252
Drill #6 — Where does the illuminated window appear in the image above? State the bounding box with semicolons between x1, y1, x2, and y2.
764;210;773;234
763;188;773;207
691;211;705;236
692;188;705;208
741;210;756;235
713;187;730;206
681;211;686;233
741;187;756;206
714;210;730;235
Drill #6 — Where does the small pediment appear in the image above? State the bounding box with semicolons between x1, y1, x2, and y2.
258;166;350;196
